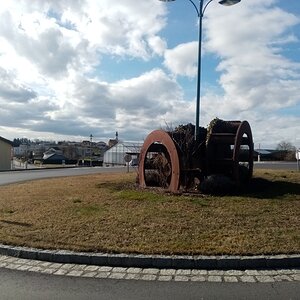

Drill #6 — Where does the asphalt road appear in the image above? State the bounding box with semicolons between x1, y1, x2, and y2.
0;268;299;300
254;161;299;171
0;166;129;186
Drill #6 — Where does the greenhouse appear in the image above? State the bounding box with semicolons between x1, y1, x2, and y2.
103;142;142;166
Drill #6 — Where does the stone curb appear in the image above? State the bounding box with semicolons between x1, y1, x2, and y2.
0;244;299;270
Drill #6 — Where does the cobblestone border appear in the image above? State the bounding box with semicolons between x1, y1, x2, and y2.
1;255;299;282
0;244;299;270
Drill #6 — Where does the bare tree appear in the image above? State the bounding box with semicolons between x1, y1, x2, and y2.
276;141;296;151
276;141;296;161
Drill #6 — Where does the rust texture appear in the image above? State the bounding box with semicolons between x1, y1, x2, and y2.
138;130;180;192
138;119;254;193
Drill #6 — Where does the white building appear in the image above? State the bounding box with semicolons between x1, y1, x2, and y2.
13;144;28;157
0;136;13;170
103;142;142;166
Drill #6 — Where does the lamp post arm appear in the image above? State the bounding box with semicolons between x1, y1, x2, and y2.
186;0;214;17
202;0;214;16
187;0;200;17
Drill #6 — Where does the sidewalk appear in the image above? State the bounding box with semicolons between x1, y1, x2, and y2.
0;244;299;283
1;255;299;283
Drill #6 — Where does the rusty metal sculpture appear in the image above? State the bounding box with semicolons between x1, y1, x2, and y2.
138;118;253;193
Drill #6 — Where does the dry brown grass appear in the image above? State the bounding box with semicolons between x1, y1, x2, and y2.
0;170;299;255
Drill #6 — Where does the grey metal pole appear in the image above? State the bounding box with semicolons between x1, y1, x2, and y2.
195;0;204;140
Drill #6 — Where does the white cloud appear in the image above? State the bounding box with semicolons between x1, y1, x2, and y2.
203;0;300;118
0;68;37;103
0;0;299;149
0;0;172;140
164;42;198;77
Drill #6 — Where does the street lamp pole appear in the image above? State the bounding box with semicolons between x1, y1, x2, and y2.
195;0;205;140
159;0;241;140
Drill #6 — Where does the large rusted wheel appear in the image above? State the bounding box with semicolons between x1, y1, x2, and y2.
138;130;180;192
232;121;254;184
206;120;254;185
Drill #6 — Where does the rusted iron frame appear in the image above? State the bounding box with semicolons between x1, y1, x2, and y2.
138;130;180;192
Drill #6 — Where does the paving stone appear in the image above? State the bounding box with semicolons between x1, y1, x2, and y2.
273;275;293;282
207;276;222;282
225;270;245;276
6;264;22;270
277;269;297;275
0;262;8;268
291;274;300;281
108;272;126;279
127;267;142;274
142;268;160;275
224;276;239;283
98;266;113;272
245;270;261;276
256;276;275;283
159;269;176;276
190;275;206;282
208;270;225;276
157;275;173;281
139;274;157;281
176;269;192;276
84;265;100;272
258;270;280;276
174;275;189;282
125;273;140;280
4;257;19;263
82;271;98;277
191;269;208;276
112;267;127;273
70;264;88;271
82;271;98;278
15;258;30;264
59;263;76;270
240;276;256;283
40;268;57;275
66;270;84;277
26;260;40;266
49;263;63;269
38;262;53;268
18;265;32;271
54;269;69;275
95;272;110;278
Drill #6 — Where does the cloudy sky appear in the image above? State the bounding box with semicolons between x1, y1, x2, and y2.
0;0;299;148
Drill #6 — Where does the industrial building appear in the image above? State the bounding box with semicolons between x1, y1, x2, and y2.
0;136;13;170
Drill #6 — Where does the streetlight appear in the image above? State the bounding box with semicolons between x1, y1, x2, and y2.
159;0;241;140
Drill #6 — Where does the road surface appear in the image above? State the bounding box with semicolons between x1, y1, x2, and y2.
0;166;129;186
0;268;299;300
254;161;298;171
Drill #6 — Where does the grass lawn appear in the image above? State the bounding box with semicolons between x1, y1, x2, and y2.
0;169;299;256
